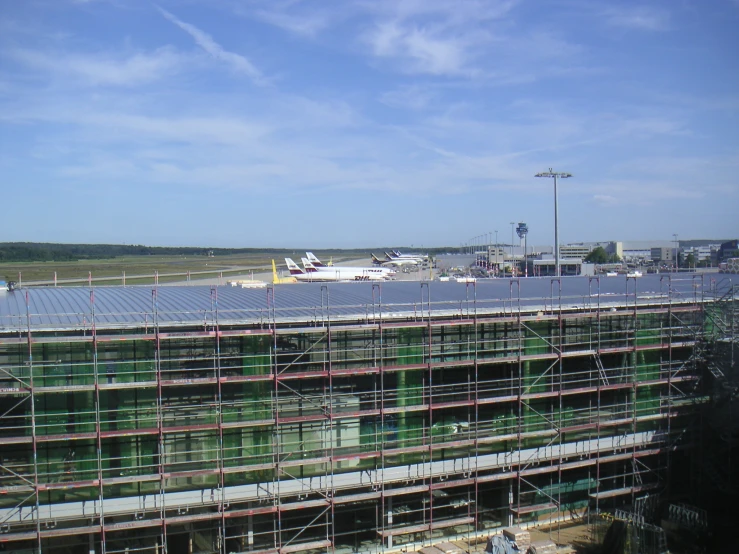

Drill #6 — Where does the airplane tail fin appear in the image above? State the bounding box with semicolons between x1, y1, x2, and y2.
301;258;319;272
371;254;382;264
385;251;396;261
272;260;279;283
393;250;402;257
305;252;325;267
285;258;304;275
328;256;333;267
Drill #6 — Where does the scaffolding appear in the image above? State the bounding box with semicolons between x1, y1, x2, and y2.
684;277;738;545
0;276;714;553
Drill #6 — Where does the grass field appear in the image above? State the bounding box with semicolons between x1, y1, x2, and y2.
1;251;365;285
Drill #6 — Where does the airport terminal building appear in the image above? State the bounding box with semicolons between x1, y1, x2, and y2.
0;275;734;553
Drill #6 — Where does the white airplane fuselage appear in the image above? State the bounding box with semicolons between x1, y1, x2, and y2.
382;258;418;267
285;258;392;282
384;251;425;265
392;250;428;261
297;268;388;282
306;252;396;279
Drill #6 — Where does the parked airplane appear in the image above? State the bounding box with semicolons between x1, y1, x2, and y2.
384;252;423;267
371;253;417;268
305;252;334;267
285;258;389;282
307;252;397;278
392;250;428;261
302;258;394;281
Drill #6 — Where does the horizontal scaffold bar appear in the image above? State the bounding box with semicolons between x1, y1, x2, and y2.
589;483;659;499
377;516;475;537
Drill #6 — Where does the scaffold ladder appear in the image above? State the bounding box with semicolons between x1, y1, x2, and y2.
594;352;609;385
708;362;725;380
632;459;643;486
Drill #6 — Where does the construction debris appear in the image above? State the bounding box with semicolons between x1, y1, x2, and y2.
419;547;446;554
502;527;530;551
484;534;517;554
527;539;557;554
434;542;466;554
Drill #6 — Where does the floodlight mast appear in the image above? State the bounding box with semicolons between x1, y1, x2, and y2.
535;168;572;277
510;222;515;275
673;233;679;272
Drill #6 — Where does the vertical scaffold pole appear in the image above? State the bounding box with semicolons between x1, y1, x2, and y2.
514;278;523;524
545;277;563;535
628;276;638;508
556;277;563;540
26;291;43;554
91;290;107;553
212;286;227;553
421;281;433;536
473;279;481;529
321;285;336;552
665;275;674;498
591;276;602;522
373;282;389;548
267;285;282;551
470;280;478;537
152;288;168;552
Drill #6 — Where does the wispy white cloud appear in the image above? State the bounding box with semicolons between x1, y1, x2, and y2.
5;46;182;86
358;0;587;81
602;5;670;31
572;152;739;208
592;194;619;206
380;84;436;110
357;0;516;77
367;22;474;76
220;0;581;83
221;0;339;38
252;7;330;37
1;97;273;144
359;0;518;25
586;179;705;205
157;7;267;85
612;116;687;138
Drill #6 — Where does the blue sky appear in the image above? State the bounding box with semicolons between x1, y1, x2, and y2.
1;0;738;248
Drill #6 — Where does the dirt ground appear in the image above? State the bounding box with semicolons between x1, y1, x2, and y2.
435;521;597;554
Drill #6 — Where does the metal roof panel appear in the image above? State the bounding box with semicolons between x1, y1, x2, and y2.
0;274;706;333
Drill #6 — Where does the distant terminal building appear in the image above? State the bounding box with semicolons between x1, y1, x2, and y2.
606;241;623;260
559;244;592;259
719;240;739;262
482;246;507;270
559;242;622;262
621;241;672;263
559;241;624;259
651;247;674;263
683;245;713;263
0;277;731;553
529;257;588;276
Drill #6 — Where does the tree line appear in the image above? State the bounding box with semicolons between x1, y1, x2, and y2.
0;243;289;263
0;243;455;264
